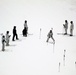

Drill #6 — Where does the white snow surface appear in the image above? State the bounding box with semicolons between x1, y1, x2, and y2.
0;0;76;75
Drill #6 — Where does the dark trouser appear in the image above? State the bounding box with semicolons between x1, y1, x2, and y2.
23;28;27;37
12;34;18;41
70;29;73;36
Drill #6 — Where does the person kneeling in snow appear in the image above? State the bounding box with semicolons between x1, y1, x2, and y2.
46;29;55;44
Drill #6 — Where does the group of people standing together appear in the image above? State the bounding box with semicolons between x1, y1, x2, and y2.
63;20;74;36
1;20;28;51
12;20;28;41
46;20;74;44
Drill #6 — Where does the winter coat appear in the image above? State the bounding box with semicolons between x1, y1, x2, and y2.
2;36;5;43
70;23;74;30
65;22;68;29
13;29;17;35
47;32;53;38
24;23;28;30
6;34;10;43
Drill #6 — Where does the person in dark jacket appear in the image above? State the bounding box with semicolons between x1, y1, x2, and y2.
22;27;27;37
12;26;19;41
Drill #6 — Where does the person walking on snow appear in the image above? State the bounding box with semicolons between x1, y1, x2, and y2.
6;31;11;46
63;20;68;35
12;26;19;41
70;21;74;36
46;29;55;44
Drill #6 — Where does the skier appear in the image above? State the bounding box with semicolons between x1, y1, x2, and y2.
12;26;19;41
63;20;68;35
46;29;55;44
24;20;28;34
2;35;6;51
22;27;27;37
70;21;74;36
6;31;11;46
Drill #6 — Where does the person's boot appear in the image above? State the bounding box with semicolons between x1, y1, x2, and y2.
16;38;19;40
12;39;15;41
70;34;73;36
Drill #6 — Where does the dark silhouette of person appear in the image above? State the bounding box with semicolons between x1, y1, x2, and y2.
22;27;27;37
24;20;28;34
12;26;19;41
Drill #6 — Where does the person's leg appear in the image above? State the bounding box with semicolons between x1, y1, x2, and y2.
2;43;5;51
66;29;67;34
26;29;27;36
12;34;15;41
25;27;27;37
46;37;49;42
6;40;7;46
51;36;55;43
52;37;55;41
27;27;28;34
71;29;73;36
7;40;9;46
70;29;72;36
65;28;67;34
16;34;18;40
70;29;73;36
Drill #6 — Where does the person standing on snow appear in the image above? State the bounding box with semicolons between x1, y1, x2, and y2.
46;29;55;44
6;31;11;46
24;20;28;35
63;20;68;35
70;21;74;36
2;35;6;51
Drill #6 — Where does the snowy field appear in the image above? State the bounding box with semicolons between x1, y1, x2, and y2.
0;0;76;75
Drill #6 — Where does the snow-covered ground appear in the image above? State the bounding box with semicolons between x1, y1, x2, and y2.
0;0;76;75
